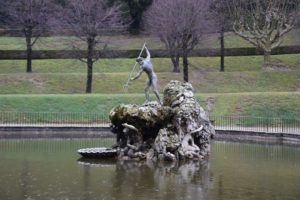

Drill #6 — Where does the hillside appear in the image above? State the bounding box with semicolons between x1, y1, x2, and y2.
0;29;299;50
0;31;299;118
1;93;299;119
0;54;299;94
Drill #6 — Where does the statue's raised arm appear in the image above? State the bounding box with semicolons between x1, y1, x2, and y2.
145;46;151;61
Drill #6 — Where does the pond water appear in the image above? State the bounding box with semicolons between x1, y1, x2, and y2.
0;138;299;200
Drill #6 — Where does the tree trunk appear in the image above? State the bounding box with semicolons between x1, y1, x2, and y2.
86;38;94;93
220;26;225;72
264;51;271;65
25;31;32;73
171;55;180;73
183;53;188;82
86;58;93;93
263;41;272;65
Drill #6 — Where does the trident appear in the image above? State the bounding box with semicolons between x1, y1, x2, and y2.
123;43;146;92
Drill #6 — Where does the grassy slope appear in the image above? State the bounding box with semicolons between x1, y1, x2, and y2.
0;53;299;94
0;70;299;94
0;29;299;50
0;58;299;117
0;54;300;74
0;30;299;117
1;93;299;119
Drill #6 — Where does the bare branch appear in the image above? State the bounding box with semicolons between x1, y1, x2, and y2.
144;0;211;74
226;0;300;63
7;0;54;72
54;0;128;93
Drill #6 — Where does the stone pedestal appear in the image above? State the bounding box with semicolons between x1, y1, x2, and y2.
110;80;215;161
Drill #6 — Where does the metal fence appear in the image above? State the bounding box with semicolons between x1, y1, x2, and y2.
0;112;109;127
0;112;299;134
210;116;300;134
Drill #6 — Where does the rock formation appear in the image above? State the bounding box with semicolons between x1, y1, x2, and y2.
109;80;215;161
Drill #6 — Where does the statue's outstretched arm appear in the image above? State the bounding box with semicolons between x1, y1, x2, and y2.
145;46;151;61
131;68;143;81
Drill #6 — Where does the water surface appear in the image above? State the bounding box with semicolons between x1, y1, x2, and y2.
0;138;299;200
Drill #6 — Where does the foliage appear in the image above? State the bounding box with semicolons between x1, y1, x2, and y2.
0;0;10;26
121;0;153;33
53;0;67;6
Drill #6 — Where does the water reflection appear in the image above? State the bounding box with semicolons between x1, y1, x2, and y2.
78;159;212;200
0;139;299;200
20;160;29;200
83;165;91;200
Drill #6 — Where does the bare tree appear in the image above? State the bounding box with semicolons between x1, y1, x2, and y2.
145;0;210;81
210;0;233;72
59;0;126;93
227;0;300;64
8;0;53;72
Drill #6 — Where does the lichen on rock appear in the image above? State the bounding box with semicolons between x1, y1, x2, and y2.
109;80;215;161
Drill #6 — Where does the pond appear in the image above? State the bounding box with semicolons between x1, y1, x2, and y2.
0;138;299;200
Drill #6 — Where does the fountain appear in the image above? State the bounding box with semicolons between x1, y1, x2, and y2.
78;80;215;161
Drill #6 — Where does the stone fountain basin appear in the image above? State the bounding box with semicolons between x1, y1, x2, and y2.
77;147;117;158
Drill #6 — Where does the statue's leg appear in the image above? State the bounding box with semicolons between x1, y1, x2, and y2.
144;79;150;103
152;76;162;104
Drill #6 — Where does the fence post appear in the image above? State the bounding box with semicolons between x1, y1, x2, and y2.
281;118;284;133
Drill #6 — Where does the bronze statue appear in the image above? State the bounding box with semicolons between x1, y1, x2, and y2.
130;46;162;105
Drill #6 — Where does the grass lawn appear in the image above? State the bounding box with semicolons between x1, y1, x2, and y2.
0;70;299;94
0;29;299;50
0;54;299;74
0;30;299;118
0;93;299;119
